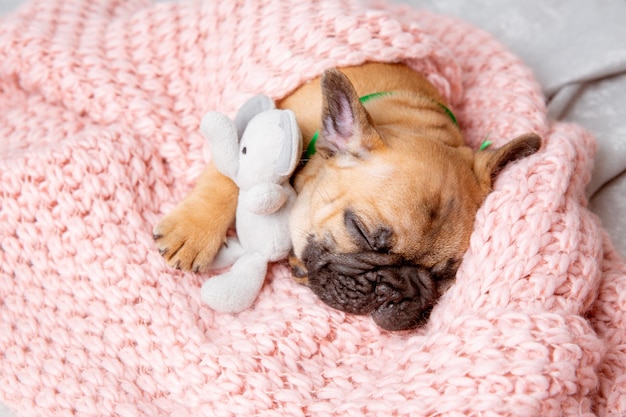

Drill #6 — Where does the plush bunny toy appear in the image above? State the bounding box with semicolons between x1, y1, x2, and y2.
199;95;302;313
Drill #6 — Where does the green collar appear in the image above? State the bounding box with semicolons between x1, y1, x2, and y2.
304;92;458;159
358;91;394;104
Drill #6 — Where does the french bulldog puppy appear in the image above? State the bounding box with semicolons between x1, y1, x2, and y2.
154;62;541;331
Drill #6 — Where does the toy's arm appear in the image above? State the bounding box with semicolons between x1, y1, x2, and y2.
240;184;288;215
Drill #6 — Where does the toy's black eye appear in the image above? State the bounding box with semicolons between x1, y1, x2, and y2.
242;147;247;155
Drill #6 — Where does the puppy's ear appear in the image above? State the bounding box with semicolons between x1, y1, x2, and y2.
473;133;541;192
318;69;384;158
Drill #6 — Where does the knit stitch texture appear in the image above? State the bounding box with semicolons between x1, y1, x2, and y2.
1;0;625;416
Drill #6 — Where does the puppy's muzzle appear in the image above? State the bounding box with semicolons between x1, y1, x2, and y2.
294;239;458;331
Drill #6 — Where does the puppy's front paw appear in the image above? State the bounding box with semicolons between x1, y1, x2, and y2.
153;200;231;273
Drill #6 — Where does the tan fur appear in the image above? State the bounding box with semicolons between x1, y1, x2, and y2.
154;62;540;284
153;164;237;272
278;63;453;145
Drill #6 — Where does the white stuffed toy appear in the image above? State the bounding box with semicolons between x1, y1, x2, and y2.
199;95;302;313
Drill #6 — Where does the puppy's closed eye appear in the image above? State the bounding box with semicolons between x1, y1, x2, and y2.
344;210;393;252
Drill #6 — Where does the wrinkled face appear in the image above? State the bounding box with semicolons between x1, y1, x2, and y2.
289;69;541;331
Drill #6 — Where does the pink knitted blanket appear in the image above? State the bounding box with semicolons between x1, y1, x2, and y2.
1;0;625;416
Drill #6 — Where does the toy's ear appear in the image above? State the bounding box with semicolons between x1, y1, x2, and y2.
275;110;303;177
234;95;276;138
200;111;240;179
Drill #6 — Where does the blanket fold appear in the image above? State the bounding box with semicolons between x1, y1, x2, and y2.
1;0;625;416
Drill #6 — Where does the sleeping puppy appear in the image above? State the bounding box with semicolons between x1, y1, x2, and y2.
154;62;541;331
